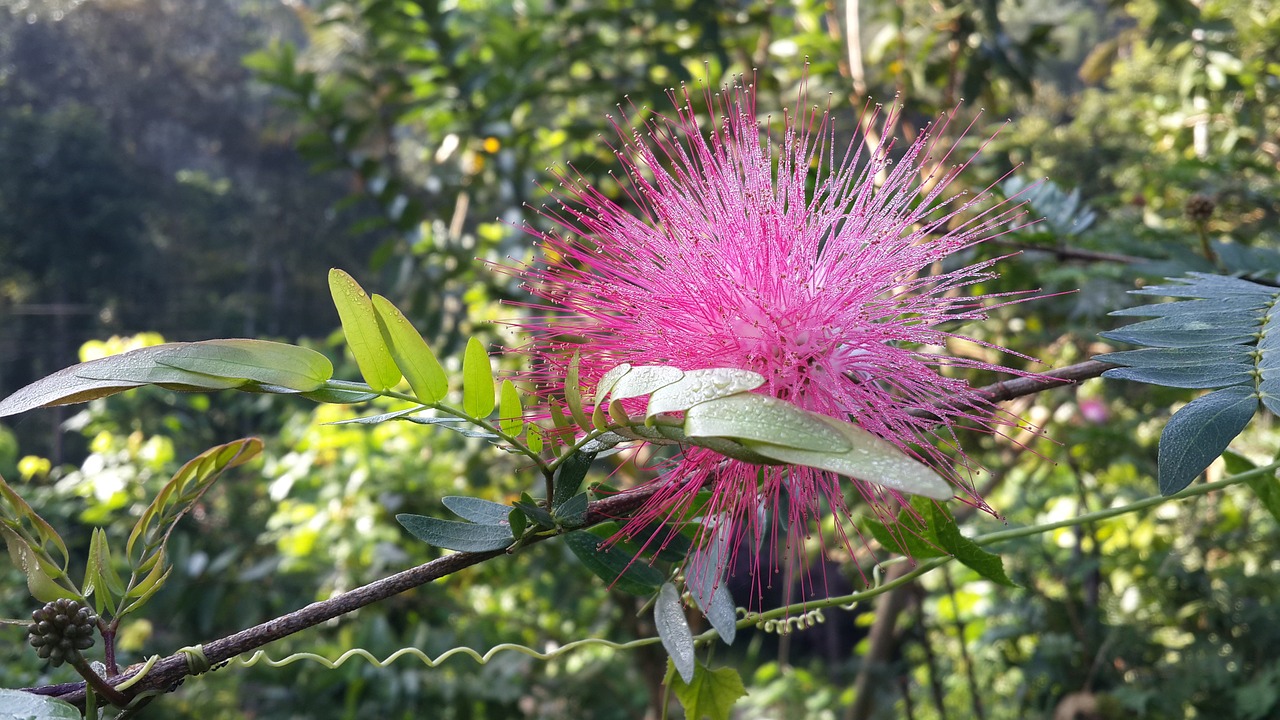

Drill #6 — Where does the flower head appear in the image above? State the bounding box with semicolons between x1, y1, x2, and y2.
511;82;1034;592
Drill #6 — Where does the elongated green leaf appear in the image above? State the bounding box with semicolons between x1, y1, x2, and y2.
0;474;69;570
1096;346;1251;368
1100;312;1261;348
553;450;597;508
655;582;696;684
564;530;665;595
396;514;513;552
83;528;124;616
1131;273;1276;300
1103;364;1254;389
300;381;380;404
158;339;333;391
686;528;736;645
1159;386;1258;495
744;414;951;499
684;392;850;452
499;380;524;436
646;368;766;417
2;527;75;603
441;496;513;525
462;337;495;418
665;661;748;720
329;269;401;392
371;294;448;403
564;353;593;431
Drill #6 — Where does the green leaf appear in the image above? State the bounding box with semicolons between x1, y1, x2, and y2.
1224;451;1280;525
498;379;524;436
513;494;556;528
371;294;448;403
396;514;513;552
686;532;737;645
328;269;401;392
158;339;333;392
864;513;948;559
553;493;589;527
564;530;665;595
564;353;593;431
0;689;82;720
441;496;513;525
1103;364;1254;390
743;414;951;499
0;474;69;570
553;450;597;508
526;423;545;455
684;392;850;452
2;527;75;603
1100;312;1260;348
83;528;124;616
300;381;380;404
462;337;495;418
665;661;749;720
646;368;765;417
655;582;695;684
930;504;1016;587
507;507;527;538
1158;386;1258;495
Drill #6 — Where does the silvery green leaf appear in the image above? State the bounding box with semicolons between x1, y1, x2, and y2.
655;582;696;684
744;415;951;499
646;368;765;417
442;496;513;525
684;392;850;453
1158;386;1258;495
609;365;684;401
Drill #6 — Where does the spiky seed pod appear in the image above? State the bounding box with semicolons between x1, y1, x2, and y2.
27;598;97;667
1185;193;1215;225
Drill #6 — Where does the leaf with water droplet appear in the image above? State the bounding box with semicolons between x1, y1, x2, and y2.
684;393;850;452
645;369;765;418
372;294;448;403
329;269;401;392
744;415;951;499
655;582;696;684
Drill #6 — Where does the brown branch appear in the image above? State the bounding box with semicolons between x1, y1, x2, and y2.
29;361;1114;705
987;239;1150;265
976;360;1114;404
38;486;663;705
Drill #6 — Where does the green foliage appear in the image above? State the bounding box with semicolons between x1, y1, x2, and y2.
665;660;749;720
1100;273;1280;493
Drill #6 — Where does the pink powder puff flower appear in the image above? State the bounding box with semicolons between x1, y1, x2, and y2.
508;81;1036;594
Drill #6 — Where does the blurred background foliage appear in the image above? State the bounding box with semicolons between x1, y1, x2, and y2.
0;0;1278;718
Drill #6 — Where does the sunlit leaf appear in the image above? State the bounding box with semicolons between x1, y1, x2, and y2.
328;269;401;392
462;337;495;418
499;379;524;436
371;294;448;403
158;339;333;391
0;689;82;719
